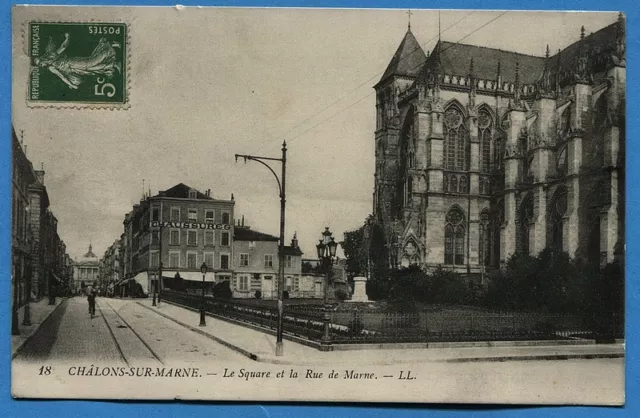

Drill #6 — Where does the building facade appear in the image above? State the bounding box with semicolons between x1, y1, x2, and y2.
372;16;625;275
12;127;36;308
72;244;101;293
123;183;235;295
232;221;306;299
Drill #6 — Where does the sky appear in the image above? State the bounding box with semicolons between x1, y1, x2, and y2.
11;6;618;261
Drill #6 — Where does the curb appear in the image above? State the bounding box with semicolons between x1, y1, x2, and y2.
11;298;67;360
136;302;259;362
444;352;625;363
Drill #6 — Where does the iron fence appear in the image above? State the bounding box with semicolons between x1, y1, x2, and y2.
161;290;619;347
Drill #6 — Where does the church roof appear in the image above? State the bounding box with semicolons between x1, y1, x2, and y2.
430;41;545;84
378;29;427;85
415;19;620;87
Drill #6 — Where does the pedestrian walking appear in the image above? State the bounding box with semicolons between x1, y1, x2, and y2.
88;288;97;318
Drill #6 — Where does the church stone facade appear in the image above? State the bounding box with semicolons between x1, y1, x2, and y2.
372;15;625;275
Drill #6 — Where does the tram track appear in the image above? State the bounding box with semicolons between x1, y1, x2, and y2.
97;298;164;367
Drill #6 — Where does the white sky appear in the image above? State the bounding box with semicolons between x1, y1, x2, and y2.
12;7;618;261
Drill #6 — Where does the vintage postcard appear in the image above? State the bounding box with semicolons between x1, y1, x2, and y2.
11;6;625;404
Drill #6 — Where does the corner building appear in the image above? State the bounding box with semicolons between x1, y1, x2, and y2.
124;183;235;294
373;16;625;274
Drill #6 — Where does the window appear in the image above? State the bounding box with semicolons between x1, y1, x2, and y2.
189;189;197;199
150;250;159;268
239;253;249;267
205;231;215;246
170;207;180;222
187;252;197;269
479;210;491;267
444;207;466;265
249;241;256;249
221;232;230;246
205;209;215;223
170;230;180;245
204;252;215;269
550;188;568;250
557;147;567;177
169;251;180;268
520;196;534;255
459;175;468;194
221;212;230;225
284;255;292;268
238;274;250;291
220;254;230;270
187;230;197;246
443;107;468;171
152;207;159;222
188;208;198;222
286;276;293;291
478;109;493;172
264;255;274;268
151;233;159;245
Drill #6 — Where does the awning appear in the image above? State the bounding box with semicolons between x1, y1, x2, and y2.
163;270;216;283
132;272;149;295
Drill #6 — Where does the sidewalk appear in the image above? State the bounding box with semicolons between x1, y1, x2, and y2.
139;300;625;366
11;297;64;358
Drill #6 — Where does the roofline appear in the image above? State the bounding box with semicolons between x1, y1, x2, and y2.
147;195;235;205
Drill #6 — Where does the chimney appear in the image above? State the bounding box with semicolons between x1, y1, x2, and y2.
291;231;299;248
241;215;245;227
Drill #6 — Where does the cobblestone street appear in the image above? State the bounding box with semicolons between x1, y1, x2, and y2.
13;297;246;365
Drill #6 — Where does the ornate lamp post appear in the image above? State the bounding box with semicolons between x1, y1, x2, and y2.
199;262;208;326
316;227;339;349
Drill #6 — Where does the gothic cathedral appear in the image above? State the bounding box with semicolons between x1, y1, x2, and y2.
372;15;625;276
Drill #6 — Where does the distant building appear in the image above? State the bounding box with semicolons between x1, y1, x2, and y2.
73;244;101;292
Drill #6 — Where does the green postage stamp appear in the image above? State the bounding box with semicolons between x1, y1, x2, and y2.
27;22;128;108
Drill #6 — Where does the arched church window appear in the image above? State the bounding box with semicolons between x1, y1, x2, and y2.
404;177;413;206
443;173;449;192
445;207;466;265
494;137;503;170
550;187;568;250
558;105;572;138
519;196;534;255
408;152;415;168
479;210;491;267
478;109;493;172
450;175;458;194
557;146;568;177
443;107;468;170
459;175;468;194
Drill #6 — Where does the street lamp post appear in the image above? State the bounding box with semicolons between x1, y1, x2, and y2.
199;262;207;327
316;227;339;349
235;141;287;357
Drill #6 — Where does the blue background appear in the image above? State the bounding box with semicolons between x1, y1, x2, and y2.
0;0;636;416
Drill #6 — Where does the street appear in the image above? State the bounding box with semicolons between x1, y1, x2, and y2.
14;297;247;365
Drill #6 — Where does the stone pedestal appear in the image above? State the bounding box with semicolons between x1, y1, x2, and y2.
350;276;369;302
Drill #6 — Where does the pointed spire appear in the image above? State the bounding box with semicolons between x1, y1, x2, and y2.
378;28;427;84
511;61;524;109
580;25;585;41
406;9;413;30
545;44;550;61
438;10;441;42
555;48;562;96
468;58;476;108
495;59;501;90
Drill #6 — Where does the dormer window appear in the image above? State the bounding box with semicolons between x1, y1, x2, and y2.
189;189;197;199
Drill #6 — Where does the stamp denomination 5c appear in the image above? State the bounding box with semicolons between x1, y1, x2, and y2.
27;22;128;108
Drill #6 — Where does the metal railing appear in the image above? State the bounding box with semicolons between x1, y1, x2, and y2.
161;290;618;348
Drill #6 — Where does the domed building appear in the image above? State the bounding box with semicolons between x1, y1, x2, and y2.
72;244;101;294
